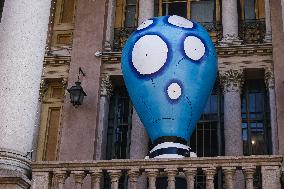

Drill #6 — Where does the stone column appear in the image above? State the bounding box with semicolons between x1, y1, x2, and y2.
95;75;113;160
146;169;158;189
220;69;245;189
73;171;86;189
242;167;255;189
223;167;236;189
184;168;197;189
261;166;281;189
104;0;116;50
203;168;216;189
138;0;154;25
166;169;177;189
264;0;272;43
90;170;102;189
220;0;242;45
128;169;140;189
220;69;244;156
129;109;148;189
265;68;279;155
0;0;51;184
108;170;121;189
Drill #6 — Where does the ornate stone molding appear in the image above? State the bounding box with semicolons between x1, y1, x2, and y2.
219;69;244;93
39;79;48;101
264;67;275;89
100;74;113;97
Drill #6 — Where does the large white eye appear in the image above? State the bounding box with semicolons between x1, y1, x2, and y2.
137;19;154;30
167;83;182;100
184;36;205;61
132;35;168;75
168;15;193;29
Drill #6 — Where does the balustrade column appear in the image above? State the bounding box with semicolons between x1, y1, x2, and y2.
242;167;255;189
54;172;67;189
265;68;279;154
264;0;272;42
184;168;197;189
220;69;244;156
203;168;216;189
108;170;122;189
220;0;241;45
128;169;140;189
146;169;158;189
0;0;51;182
104;0;116;50
138;0;154;25
223;167;236;189
91;170;103;189
73;171;86;189
261;166;281;189
166;169;177;189
95;74;113;160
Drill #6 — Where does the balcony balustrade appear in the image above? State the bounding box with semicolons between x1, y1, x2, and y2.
113;20;266;52
31;155;282;189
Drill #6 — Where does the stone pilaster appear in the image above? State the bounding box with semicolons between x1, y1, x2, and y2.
95;74;113;160
261;166;281;189
0;0;52;185
219;0;242;45
129;109;148;189
264;0;272;43
265;68;279;154
138;0;154;25
220;69;244;156
104;0;116;51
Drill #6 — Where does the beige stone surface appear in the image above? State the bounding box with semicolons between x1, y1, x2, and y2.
0;169;31;189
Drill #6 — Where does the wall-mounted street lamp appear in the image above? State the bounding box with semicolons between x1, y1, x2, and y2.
67;67;87;107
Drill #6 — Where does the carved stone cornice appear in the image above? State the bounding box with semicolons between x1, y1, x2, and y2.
43;55;71;65
264;67;275;89
219;69;244;93
100;74;113;97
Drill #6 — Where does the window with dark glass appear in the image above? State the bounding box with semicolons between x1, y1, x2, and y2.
0;0;5;22
124;0;138;27
106;87;132;160
190;0;215;23
161;0;188;18
241;79;271;156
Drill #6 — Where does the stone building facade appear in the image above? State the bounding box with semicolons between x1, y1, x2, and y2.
0;0;284;189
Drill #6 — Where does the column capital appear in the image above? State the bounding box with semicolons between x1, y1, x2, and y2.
219;69;244;93
100;74;113;97
242;166;255;179
264;67;275;89
145;169;159;178
72;171;86;184
54;171;67;184
203;167;216;178
108;170;122;182
127;169;140;182
183;168;197;176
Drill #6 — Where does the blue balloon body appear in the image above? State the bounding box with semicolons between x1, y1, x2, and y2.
121;16;217;143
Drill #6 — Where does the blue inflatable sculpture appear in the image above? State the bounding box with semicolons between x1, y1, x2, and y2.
121;15;217;158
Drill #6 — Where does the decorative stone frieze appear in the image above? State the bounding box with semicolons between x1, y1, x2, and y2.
264;67;275;89
219;69;244;93
100;74;113;97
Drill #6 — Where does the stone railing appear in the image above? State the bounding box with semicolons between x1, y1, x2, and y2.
31;155;282;189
